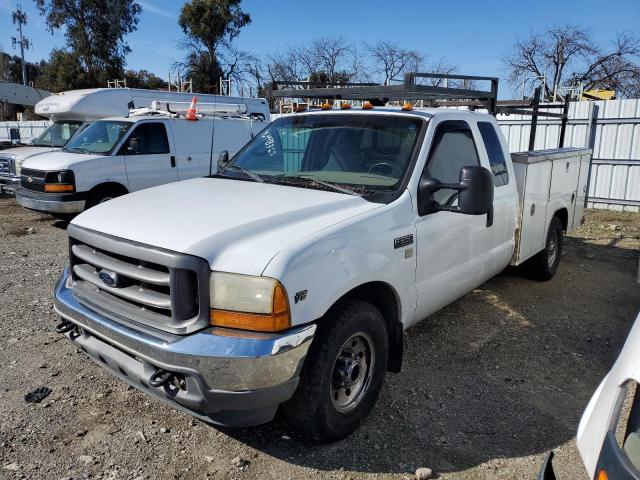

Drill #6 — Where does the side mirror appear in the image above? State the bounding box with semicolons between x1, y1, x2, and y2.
127;137;140;154
217;150;230;172
418;166;494;224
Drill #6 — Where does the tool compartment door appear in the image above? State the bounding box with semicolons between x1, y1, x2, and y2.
517;160;553;262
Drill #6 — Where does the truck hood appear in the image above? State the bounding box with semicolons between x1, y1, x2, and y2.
72;177;383;275
22;150;105;171
1;146;59;161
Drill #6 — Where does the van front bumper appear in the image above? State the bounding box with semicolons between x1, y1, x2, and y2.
53;267;316;427
16;188;85;214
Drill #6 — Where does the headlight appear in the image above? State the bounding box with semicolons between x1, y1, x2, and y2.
44;170;75;192
209;272;290;332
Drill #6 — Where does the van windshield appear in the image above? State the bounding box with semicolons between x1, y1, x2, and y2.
225;114;424;193
32;120;83;147
65;120;132;154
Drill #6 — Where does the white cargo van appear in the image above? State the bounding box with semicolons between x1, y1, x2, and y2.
16;99;270;217
0;88;267;194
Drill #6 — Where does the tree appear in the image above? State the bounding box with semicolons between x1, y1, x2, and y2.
124;69;167;90
365;41;423;84
33;48;86;92
35;0;141;87
177;0;251;93
503;25;640;98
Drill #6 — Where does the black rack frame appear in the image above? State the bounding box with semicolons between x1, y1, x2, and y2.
268;73;571;150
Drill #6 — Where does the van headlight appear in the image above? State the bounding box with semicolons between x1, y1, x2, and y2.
209;272;291;332
44;170;75;192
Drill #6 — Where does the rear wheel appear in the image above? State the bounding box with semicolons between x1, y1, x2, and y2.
282;300;388;442
524;216;563;281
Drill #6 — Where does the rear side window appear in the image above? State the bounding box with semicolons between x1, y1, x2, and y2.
426;121;480;205
125;123;170;155
477;122;509;186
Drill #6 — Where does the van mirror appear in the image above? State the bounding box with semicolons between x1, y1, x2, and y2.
217;150;230;172
127;137;140;154
418;166;494;221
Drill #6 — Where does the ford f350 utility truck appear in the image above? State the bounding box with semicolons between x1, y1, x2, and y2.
15;99;270;218
52;74;591;441
0;88;266;195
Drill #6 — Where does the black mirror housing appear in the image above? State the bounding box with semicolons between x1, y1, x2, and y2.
418;166;494;222
217;150;230;172
457;166;494;215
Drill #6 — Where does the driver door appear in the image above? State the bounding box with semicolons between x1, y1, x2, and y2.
414;120;492;320
120;121;178;191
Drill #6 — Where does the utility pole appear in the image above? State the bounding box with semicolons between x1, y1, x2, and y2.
11;4;30;86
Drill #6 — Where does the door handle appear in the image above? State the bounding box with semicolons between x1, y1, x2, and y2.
170;155;176;167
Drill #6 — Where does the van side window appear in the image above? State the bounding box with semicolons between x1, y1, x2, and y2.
125;123;170;155
477;122;509;186
426;121;480;205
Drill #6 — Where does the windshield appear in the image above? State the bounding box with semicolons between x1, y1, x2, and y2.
32;121;83;147
65;120;132;154
225;114;424;192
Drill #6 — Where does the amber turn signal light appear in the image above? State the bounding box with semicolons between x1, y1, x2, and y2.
44;184;74;192
597;469;609;480
210;283;290;332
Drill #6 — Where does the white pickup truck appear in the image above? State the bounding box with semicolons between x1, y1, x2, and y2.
52;103;591;441
15;99;270;218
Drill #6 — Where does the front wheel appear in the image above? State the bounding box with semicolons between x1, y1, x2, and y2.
523;216;563;281
282;300;388;442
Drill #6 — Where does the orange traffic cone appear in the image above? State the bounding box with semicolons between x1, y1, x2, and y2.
185;96;198;121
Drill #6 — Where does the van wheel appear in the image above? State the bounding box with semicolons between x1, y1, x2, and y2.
86;186;126;209
524;216;563;281
282;300;388;442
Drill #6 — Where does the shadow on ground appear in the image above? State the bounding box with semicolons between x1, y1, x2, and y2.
223;235;640;475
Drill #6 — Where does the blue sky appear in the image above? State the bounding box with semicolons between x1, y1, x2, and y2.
1;0;639;97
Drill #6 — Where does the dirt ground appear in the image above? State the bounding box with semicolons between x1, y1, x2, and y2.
1;196;639;480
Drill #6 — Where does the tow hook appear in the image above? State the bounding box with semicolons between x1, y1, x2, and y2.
148;369;186;390
55;320;76;334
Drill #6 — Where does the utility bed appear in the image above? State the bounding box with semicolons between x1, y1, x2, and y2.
510;148;592;265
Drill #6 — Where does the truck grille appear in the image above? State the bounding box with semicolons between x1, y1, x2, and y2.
0;155;15;176
67;224;210;334
20;168;46;191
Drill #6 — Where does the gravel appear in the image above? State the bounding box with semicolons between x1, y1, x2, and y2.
0;195;639;479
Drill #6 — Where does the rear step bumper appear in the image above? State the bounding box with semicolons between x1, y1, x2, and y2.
53;267;316;427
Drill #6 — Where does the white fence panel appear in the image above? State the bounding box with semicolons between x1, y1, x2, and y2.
0;120;50;142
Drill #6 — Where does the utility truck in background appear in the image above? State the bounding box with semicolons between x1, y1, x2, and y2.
15;97;270;217
0;87;265;195
52;73;591;441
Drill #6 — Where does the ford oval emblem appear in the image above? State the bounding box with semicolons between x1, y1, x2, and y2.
98;270;120;288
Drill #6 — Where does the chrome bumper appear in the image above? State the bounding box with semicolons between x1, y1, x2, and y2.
53;267;316;426
16;191;85;214
0;174;20;194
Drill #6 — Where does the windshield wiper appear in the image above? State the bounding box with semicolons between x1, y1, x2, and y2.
270;175;359;195
222;164;264;183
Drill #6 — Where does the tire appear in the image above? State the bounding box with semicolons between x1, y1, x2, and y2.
523;216;563;281
282;300;388;442
86;186;125;210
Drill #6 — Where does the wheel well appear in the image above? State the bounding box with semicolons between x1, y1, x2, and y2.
327;282;404;373
553;207;568;232
88;182;128;199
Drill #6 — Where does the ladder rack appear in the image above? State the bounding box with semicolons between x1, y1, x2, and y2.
268;73;571;150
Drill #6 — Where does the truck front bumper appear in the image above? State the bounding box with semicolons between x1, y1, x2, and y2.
53;268;316;427
0;174;20;195
16;188;86;214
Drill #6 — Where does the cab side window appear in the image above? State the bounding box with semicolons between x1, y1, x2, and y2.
477;121;509;186
121;123;169;155
425;121;480;205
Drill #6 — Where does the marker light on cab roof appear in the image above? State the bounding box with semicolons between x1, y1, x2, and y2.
402;102;413;111
362;101;373;110
321;101;331;110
